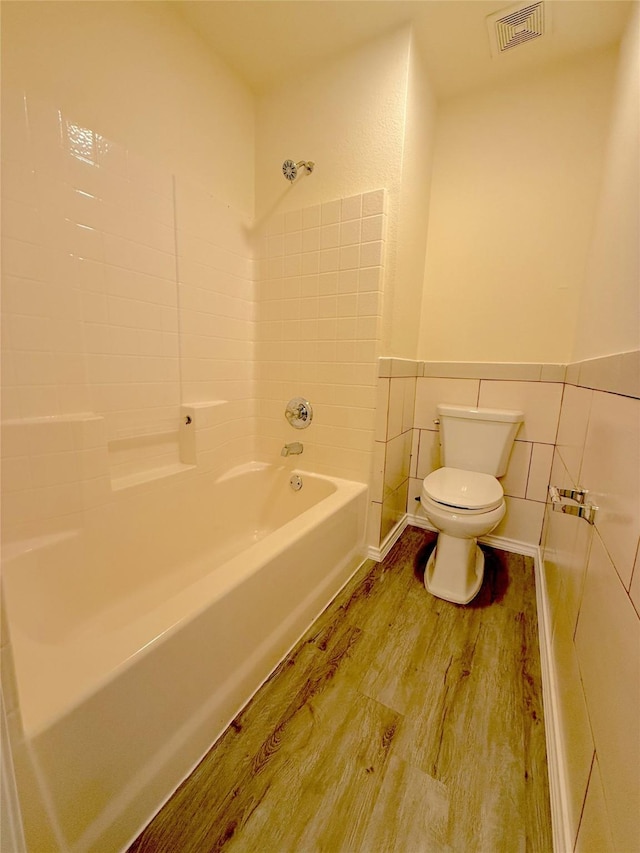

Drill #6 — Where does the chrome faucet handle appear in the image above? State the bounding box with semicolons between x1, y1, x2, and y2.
285;397;313;429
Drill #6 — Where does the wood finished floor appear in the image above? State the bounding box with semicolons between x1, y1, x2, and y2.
129;526;553;853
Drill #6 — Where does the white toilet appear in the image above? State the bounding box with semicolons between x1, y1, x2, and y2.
420;404;523;604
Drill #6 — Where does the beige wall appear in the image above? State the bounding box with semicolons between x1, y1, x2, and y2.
255;26;409;221
384;38;437;359
417;50;617;363
1;1;255;213
573;4;640;361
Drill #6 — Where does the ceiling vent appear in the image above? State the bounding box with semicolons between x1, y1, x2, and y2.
487;2;547;57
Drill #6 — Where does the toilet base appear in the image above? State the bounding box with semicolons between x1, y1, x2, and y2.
424;534;484;605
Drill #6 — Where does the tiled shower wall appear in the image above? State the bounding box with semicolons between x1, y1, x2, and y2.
1;90;254;544
1;87;386;547
254;190;386;483
174;179;255;473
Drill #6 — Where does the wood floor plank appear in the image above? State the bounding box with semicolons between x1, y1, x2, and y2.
357;754;452;853
129;528;552;853
520;565;554;853
129;610;367;853
442;615;528;853
227;686;401;853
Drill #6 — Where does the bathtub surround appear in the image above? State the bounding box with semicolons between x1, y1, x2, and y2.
254;189;388;484
2;464;366;851
128;527;552;853
0;98;255;536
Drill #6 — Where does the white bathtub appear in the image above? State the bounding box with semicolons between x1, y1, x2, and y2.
3;462;367;852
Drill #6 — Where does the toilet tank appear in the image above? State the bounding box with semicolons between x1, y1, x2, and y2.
437;404;524;477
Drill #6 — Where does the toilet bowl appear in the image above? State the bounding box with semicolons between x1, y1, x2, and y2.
419;404;523;605
421;467;505;604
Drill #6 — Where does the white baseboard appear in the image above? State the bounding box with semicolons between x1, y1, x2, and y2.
532;545;572;853
366;516;408;562
384;512;571;852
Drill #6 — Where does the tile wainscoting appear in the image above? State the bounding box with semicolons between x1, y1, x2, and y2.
369;352;639;853
370;359;561;553
541;373;639;852
369;352;639;557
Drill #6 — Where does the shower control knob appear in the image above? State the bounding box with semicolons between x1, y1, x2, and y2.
285;397;313;429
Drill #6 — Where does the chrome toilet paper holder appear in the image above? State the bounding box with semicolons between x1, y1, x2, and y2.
548;485;598;525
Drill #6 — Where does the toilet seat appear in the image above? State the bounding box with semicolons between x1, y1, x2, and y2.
422;467;503;512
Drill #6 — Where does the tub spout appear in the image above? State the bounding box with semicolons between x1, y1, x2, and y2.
281;442;303;457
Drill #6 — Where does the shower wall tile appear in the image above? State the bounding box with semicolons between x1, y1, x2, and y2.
173;175;255;473
256;190;386;487
1;88;257;543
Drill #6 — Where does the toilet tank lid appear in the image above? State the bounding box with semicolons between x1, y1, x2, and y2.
437;404;524;423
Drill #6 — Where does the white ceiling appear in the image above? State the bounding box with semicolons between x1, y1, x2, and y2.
176;0;632;100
